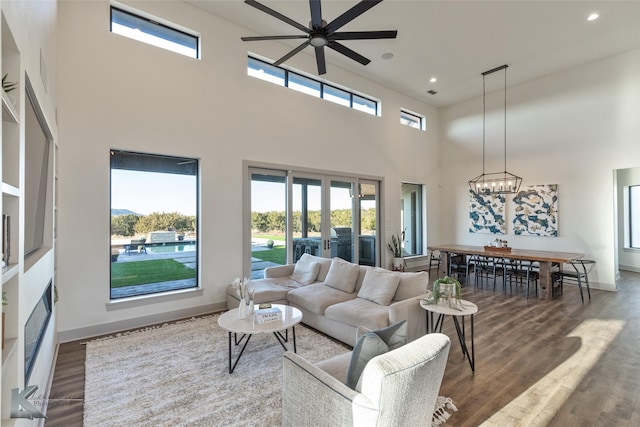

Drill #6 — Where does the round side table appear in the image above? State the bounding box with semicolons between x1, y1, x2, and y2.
420;298;478;373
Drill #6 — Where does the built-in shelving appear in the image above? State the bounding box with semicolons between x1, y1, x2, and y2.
1;10;21;424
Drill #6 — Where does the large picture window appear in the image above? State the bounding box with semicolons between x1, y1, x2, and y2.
630;185;640;249
110;150;199;299
401;183;424;256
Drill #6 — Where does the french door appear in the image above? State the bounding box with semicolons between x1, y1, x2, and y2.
248;168;379;278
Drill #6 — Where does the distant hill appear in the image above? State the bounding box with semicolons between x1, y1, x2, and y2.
111;209;141;217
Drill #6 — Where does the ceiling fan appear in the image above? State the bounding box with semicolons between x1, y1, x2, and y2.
241;0;397;75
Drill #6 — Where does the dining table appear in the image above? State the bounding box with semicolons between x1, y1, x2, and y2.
427;244;584;299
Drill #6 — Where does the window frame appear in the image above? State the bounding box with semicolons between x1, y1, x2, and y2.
401;182;425;257
109;149;200;301
247;56;379;116
400;109;426;131
110;4;200;59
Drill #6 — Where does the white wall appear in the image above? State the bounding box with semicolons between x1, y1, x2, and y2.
439;49;640;291
56;1;440;338
617;167;640;272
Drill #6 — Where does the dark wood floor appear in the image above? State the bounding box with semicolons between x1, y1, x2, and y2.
44;271;640;427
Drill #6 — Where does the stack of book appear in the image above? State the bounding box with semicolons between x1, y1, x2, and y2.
254;307;282;324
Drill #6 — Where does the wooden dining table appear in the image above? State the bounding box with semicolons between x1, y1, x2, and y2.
427;244;584;299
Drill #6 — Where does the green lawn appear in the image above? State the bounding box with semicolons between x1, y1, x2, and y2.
111;259;196;288
252;246;286;265
253;234;285;241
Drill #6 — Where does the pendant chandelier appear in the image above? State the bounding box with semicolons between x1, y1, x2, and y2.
469;64;522;195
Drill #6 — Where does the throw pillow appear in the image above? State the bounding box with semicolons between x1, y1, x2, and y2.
290;254;320;285
357;268;401;306
324;257;360;293
345;320;407;390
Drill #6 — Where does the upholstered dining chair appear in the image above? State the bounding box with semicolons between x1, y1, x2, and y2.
282;333;451;427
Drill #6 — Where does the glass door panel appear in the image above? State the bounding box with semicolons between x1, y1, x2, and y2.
292;176;323;262
329;179;356;262
250;170;287;279
358;182;378;266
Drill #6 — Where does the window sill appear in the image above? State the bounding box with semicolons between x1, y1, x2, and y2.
106;286;203;311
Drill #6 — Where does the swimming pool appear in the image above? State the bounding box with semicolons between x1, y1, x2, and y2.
146;243;196;254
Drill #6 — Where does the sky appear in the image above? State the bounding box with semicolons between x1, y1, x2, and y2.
111;170;197;216
251;181;357;212
111;171;368;217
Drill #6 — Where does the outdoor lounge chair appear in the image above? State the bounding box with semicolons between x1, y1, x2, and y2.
126;238;147;255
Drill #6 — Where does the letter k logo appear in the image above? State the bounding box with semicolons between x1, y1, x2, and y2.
11;386;46;419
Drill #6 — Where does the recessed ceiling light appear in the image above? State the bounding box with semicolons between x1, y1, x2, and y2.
587;13;599;21
430;77;437;83
381;52;394;60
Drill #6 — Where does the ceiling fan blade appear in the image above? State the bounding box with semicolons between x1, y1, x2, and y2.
315;46;327;75
324;0;383;35
309;0;323;30
242;35;309;41
330;30;397;40
244;0;310;34
327;41;370;66
273;40;311;66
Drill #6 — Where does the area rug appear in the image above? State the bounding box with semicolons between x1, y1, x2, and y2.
84;315;456;426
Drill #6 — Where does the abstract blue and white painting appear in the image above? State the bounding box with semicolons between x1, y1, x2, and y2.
513;184;558;236
469;190;506;234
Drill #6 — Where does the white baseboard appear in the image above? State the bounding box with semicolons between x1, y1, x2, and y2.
58;302;226;343
619;264;640;273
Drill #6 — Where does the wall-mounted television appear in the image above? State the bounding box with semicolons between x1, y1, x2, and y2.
24;75;52;257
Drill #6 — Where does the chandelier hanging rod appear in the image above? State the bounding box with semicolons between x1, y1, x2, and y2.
469;64;522;195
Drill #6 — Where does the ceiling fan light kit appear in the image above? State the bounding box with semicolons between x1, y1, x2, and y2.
468;64;523;196
241;0;397;75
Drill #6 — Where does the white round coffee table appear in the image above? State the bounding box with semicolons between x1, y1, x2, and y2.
218;304;303;373
420;298;478;373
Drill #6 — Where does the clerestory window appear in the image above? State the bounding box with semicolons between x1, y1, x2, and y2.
248;56;379;116
110;5;200;59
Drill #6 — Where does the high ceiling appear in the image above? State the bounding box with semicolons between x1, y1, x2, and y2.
186;0;640;107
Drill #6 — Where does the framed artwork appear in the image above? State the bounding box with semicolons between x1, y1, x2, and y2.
513;184;558;236
469;190;506;234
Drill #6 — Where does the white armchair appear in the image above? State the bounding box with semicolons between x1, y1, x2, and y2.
282;333;451;427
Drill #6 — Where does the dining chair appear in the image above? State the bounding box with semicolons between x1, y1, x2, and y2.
448;253;471;285
429;250;442;278
559;259;595;303
505;259;539;298
473;256;505;292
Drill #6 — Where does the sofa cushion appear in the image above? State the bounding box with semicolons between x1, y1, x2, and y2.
393;271;429;302
290;254;320;285
227;277;304;304
324;298;389;331
345;320;407;389
324;257;360;293
357;268;401;306
287;283;356;315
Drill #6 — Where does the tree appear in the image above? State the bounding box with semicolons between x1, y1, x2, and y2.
133;212;194;235
111;214;140;236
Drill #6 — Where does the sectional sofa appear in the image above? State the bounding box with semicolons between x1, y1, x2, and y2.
226;254;430;346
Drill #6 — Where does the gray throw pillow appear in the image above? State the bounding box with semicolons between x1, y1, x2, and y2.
324;257;360;293
345;320;407;390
